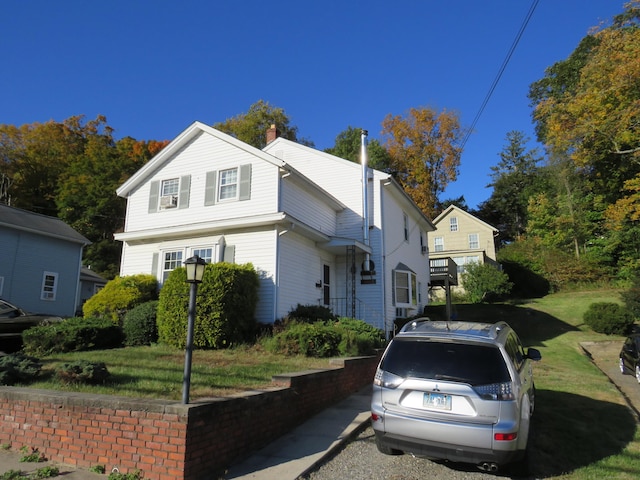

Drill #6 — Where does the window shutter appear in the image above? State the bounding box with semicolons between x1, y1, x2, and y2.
148;181;160;213
239;164;251;201
151;253;159;278
204;171;217;206
178;175;191;209
223;245;235;263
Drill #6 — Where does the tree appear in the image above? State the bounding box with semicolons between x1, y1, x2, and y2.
213;100;313;149
324;126;392;171
461;262;512;303
477;131;542;243
381;107;463;218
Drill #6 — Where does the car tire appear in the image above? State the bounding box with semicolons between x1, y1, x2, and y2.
635;364;640;384
374;434;402;456
620;357;627;375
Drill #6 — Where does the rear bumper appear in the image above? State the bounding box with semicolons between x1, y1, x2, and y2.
374;429;523;465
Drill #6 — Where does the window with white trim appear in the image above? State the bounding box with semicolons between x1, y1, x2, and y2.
469;233;479;249
219;168;238;201
450;217;458;232
162;178;179;196
41;272;58;300
162;251;183;282
192;247;213;264
453;256;480;274
394;269;417;307
434;236;444;252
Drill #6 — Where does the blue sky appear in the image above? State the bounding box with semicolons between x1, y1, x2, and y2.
0;1;625;210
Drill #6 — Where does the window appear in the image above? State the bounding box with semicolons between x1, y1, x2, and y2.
0;276;3;296
394;269;417;307
434;236;444;252
162;251;183;282
450;217;458;232
41;272;58;300
323;265;330;306
219;168;239;201
403;213;409;241
193;248;213;264
420;232;427;254
453;256;480;274
161;178;179;196
469;233;479;249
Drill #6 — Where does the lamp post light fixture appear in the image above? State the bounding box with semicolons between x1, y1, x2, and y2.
182;255;206;404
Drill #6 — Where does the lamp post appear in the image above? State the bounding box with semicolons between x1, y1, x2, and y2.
182;255;206;404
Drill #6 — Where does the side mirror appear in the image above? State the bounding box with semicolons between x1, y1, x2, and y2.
526;348;542;361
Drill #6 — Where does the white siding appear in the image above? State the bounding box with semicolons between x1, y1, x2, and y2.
280;180;337;235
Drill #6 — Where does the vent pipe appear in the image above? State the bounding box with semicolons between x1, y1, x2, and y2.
361;129;371;272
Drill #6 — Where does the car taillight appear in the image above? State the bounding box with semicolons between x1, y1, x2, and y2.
373;368;404;389
474;382;515;400
495;432;518;441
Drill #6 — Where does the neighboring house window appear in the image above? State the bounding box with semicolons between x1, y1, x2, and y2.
434;236;444;252
219;168;239;201
163;251;183;282
41;272;58;301
394;269;417;307
403;213;409;242
469;233;479;249
192;247;213;263
450;217;458;232
453;255;480;274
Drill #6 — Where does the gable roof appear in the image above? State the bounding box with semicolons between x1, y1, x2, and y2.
0;204;89;245
263;137;436;232
115;122;345;210
433;205;498;233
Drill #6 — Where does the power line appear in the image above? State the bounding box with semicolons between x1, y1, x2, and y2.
460;0;540;150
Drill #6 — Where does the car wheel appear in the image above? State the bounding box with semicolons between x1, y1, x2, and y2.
635;364;640;384
374;433;402;456
620;357;627;375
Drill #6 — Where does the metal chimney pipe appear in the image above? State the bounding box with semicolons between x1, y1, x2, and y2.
361;129;371;272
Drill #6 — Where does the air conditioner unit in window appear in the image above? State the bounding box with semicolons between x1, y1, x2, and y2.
421;246;428;254
160;195;178;208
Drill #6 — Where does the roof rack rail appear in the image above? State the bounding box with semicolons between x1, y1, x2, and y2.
399;317;431;333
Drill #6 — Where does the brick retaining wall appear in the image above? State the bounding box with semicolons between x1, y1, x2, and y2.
0;354;380;480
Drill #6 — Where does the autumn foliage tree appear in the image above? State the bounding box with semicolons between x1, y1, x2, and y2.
381;107;463;218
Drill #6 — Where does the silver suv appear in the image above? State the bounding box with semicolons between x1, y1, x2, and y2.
371;319;541;473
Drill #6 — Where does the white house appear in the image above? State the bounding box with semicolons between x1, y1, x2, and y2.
0;203;90;317
115;122;435;336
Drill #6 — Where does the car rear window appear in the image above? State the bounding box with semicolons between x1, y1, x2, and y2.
381;338;511;385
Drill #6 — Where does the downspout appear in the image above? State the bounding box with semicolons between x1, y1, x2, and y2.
361;130;371;271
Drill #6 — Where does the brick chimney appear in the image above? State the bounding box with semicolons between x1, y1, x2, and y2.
266;124;279;144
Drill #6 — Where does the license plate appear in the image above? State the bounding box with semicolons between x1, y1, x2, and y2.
423;392;452;410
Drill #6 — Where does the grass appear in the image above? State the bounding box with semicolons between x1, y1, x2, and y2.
25;344;329;400
7;289;640;478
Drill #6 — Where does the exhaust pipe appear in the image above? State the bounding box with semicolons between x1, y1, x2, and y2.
477;462;499;472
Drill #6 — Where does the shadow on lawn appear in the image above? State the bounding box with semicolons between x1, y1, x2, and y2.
529;389;639;478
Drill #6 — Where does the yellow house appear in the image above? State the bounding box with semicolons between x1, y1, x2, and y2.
429;205;499;297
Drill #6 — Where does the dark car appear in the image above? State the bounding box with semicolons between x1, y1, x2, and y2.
0;299;63;341
620;334;640;383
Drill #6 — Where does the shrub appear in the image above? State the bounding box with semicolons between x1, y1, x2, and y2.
621;274;640;320
583;302;635;335
286;304;337;323
157;262;259;349
56;360;110;384
22;317;124;356
263;322;341;357
0;353;42;385
83;274;158;325
123;300;159;346
333;317;385;356
461;262;513;303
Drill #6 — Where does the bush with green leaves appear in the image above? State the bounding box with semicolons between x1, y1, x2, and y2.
0;353;42;385
83;274;158;325
461;262;513;303
56;360;110;384
286;304;337;323
22;317;124;356
333;317;385;356
621;274;640;320
123;300;159;346
583;302;635;335
157;262;259;349
263;321;341;357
